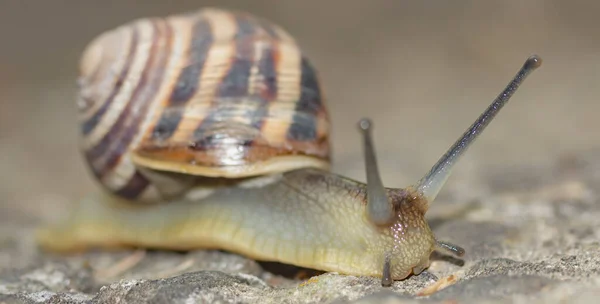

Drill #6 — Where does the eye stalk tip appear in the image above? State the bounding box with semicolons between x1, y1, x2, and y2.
525;54;542;70
358;118;372;132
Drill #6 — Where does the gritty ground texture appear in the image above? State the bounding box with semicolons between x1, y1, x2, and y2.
2;1;600;303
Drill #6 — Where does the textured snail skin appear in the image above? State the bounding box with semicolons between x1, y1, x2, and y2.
37;168;435;280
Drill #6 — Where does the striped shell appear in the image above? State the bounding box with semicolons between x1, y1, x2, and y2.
77;8;330;202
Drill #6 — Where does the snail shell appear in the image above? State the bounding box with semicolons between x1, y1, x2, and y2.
77;8;330;202
37;6;542;287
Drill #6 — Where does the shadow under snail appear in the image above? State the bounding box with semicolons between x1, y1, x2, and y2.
36;8;542;287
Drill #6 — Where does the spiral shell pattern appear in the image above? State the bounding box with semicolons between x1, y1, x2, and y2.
77;8;330;202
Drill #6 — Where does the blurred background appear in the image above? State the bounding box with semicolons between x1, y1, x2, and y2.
1;0;599;225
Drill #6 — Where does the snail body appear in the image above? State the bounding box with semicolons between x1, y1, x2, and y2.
47;169;433;281
37;8;542;286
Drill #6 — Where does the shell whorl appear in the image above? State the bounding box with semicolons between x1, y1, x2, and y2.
77;8;330;202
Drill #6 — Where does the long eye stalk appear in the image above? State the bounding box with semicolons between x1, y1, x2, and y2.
359;119;395;226
416;55;542;203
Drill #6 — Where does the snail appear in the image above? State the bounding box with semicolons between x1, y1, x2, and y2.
36;7;542;287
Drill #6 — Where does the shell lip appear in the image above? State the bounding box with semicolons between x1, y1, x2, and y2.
131;152;330;178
